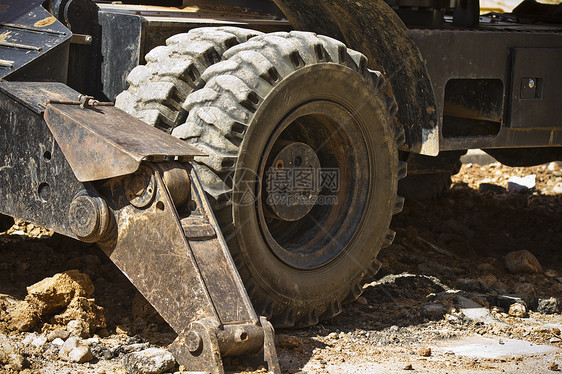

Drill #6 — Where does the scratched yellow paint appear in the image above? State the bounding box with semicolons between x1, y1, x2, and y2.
34;16;56;27
0;31;11;42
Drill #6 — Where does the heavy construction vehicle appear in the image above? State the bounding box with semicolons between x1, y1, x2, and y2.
0;0;561;372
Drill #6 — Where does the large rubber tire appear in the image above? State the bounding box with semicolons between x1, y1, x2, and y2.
115;27;263;132
398;151;465;201
171;31;406;327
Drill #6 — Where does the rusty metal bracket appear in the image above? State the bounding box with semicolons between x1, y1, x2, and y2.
94;162;279;373
43;101;205;182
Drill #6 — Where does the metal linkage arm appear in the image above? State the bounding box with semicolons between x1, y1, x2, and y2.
92;163;279;373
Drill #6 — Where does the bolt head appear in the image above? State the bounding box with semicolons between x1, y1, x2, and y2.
185;330;202;353
69;195;100;239
528;79;535;89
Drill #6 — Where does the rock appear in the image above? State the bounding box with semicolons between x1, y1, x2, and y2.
403;363;413;370
7;301;40;332
508;303;527;318
507;175;536;192
277;334;302;349
122;348;175;374
23;333;37;345
545;269;559;278
478;274;497;288
59;336;93;363
493;281;508;293
455;278;488;293
418;347;431;357
456;296;497;324
422;303;447;319
477;263;495;272
513;282;535;295
356;296;368;305
537;298;561;315
478;183;506;194
47;328;70;341
52;338;65;346
505;250;543;274
26;270;95;316
51;297;106;337
553;182;562;194
497;295;528;311
0;333;24;370
548;362;558;371
31;334;47;348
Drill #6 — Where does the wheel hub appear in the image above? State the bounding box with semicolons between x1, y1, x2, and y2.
266;141;321;221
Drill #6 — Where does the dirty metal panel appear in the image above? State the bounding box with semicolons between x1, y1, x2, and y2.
0;87;84;237
273;0;438;153
509;48;562;129
0;3;71;79
0;81;80;114
44;103;206;182
96;168;218;333
186;170;258;326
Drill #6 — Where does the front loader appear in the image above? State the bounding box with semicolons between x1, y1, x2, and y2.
1;0;561;372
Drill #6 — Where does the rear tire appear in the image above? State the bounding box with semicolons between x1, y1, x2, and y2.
115;27;263;132
173;31;406;327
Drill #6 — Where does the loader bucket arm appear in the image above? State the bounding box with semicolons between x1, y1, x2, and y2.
0;81;279;374
273;0;440;155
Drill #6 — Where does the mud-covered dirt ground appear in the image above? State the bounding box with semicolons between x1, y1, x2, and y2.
1;159;561;374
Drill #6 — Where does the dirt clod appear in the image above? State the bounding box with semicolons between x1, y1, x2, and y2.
277;334;302;349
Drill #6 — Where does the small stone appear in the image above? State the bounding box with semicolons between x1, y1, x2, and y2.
67;319;88;338
508;303;527;318
422;303;447;319
478;274;497;288
507;175;536;192
52;338;64;346
477;263;495;272
122;348;175;374
479;183;506;194
505;250;543;274
356;296;368;305
328;332;338;340
553;182;562;193
493;281;508;293
537;298;561;315
548;362;558;371
513;282;535;295
115;325;129;335
455;278;488;293
47;329;70;341
31;335;47;348
418;347;431;357
403;363;413;370
59;337;93;363
23;333;37;345
545;269;560;278
277;334;302;349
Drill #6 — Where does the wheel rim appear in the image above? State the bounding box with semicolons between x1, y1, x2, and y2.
256;100;372;270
